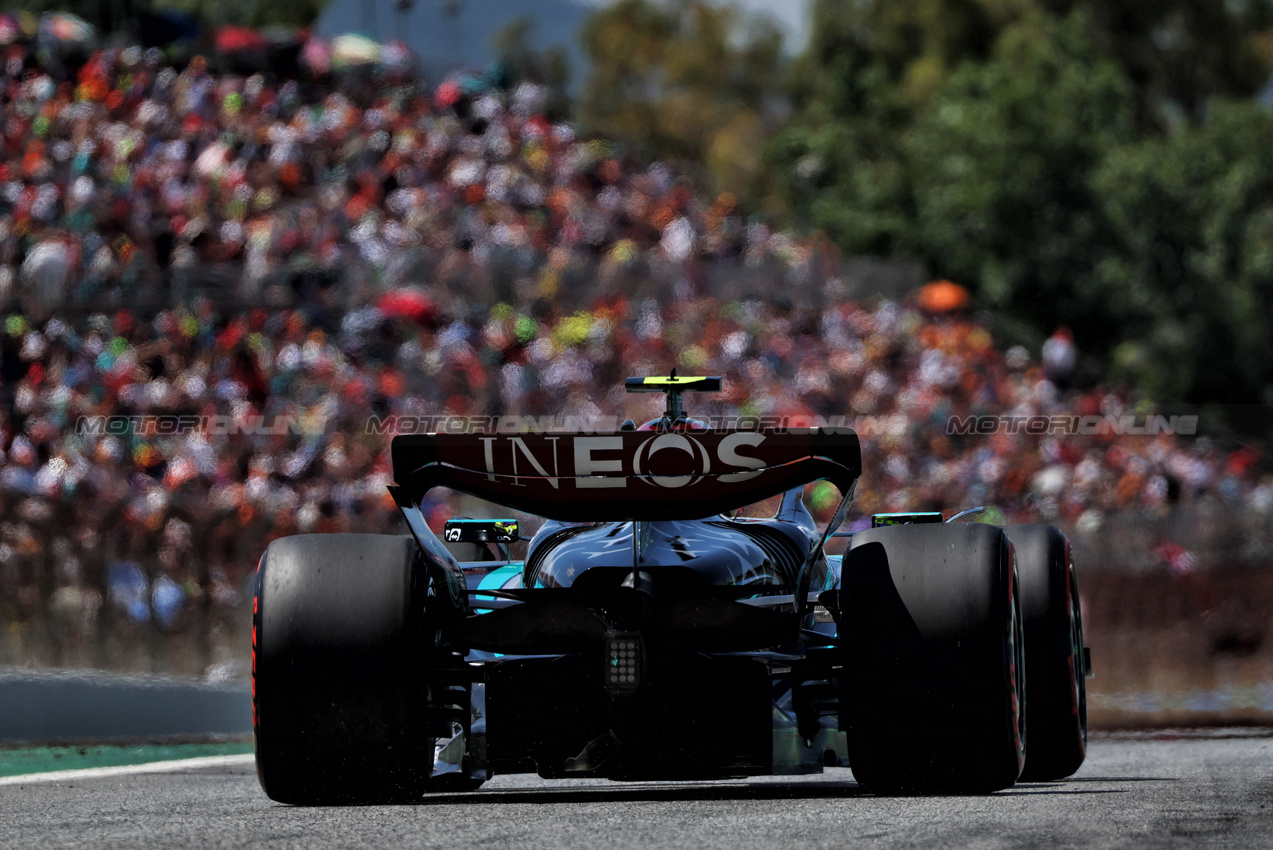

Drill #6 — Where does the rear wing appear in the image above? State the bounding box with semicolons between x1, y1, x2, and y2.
390;429;861;522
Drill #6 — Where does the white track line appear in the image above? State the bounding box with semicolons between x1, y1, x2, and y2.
0;753;255;786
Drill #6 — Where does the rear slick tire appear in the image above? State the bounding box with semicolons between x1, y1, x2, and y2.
253;534;434;805
1005;524;1087;781
841;522;1026;794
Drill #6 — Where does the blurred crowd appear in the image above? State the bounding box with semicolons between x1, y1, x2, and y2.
0;36;826;317
0;39;1268;674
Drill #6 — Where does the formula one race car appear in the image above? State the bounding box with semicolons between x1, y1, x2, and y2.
252;376;1090;803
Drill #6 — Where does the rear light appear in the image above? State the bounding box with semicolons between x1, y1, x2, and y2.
604;633;643;694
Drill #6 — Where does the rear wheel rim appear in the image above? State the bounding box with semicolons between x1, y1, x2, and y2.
1068;553;1087;748
1008;561;1026;772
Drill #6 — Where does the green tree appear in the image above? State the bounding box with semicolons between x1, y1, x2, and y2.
785;0;1016;110
769;0;1037;254
1095;103;1273;405
903;11;1137;344
579;0;786;208
1045;0;1273;128
769;0;1273;409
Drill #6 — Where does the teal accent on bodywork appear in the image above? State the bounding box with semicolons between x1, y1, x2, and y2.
474;564;523;614
477;564;523;592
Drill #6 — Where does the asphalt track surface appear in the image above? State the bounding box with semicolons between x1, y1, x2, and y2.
1;731;1270;849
